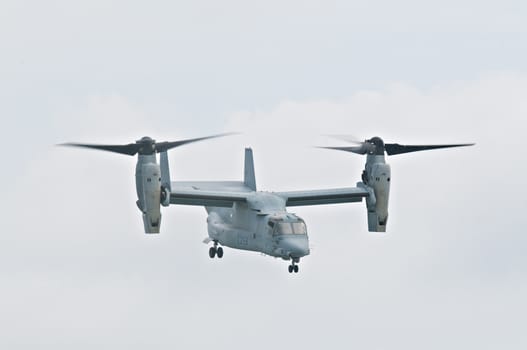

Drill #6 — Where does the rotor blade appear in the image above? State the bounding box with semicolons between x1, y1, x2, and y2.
317;145;368;155
155;132;237;152
59;142;140;156
385;143;475;155
325;134;363;144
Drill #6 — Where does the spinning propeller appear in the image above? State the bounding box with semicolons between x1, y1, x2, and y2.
60;133;235;155
320;136;474;156
59;132;236;234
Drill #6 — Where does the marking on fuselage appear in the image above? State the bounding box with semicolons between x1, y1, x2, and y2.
237;234;249;246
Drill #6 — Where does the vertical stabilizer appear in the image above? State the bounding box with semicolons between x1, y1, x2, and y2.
244;148;257;191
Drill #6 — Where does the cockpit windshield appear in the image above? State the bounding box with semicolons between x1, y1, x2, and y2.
277;223;294;234
271;221;307;235
291;222;307;234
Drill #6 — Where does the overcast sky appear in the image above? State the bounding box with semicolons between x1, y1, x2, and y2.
1;1;526;349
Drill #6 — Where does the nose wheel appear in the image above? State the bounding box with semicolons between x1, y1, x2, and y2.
288;258;300;273
209;241;224;259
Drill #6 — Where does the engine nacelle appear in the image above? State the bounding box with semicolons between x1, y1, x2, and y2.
136;158;162;234
360;161;391;232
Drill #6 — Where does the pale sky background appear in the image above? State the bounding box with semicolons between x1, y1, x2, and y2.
1;1;526;349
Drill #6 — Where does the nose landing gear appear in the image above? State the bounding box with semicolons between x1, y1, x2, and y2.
288;258;300;273
209;240;224;259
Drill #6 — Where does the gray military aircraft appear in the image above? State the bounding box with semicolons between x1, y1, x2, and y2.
61;135;473;273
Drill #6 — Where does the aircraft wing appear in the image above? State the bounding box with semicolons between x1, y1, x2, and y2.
171;181;254;193
169;181;251;207
276;187;369;207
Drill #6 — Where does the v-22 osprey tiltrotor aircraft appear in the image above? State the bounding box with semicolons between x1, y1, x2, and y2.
61;134;473;273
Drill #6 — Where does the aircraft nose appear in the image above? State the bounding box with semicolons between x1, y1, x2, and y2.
279;236;310;258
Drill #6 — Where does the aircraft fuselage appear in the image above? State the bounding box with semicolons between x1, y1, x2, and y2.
206;192;310;261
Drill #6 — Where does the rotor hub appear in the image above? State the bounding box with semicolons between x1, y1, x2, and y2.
365;136;385;155
136;136;156;155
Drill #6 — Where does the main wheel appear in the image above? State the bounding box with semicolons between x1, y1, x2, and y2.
288;265;293;273
293;265;299;273
216;247;224;258
209;246;216;258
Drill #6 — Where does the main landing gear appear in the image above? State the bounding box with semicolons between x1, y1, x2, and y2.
208;241;223;259
288;258;300;273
